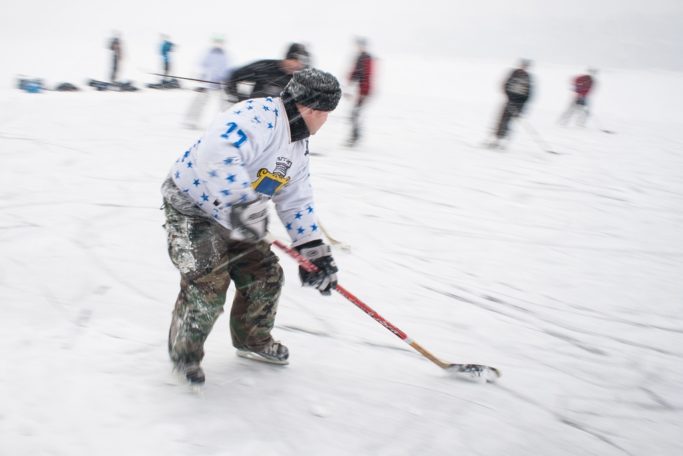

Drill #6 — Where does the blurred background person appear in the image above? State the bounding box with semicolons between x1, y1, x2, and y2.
183;36;231;129
487;59;533;149
108;31;123;83
224;42;309;103
160;34;175;82
345;36;374;147
558;68;597;127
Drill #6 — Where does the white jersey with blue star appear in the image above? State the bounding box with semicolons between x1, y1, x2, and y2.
169;97;322;246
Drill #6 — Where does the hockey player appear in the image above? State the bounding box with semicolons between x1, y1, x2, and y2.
183;36;231;129
224;43;309;102
345;37;374;147
488;59;533;149
161;68;342;385
559;69;597;127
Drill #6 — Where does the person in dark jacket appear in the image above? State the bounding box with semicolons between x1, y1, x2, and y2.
224;43;310;102
346;37;374;147
488;59;533;149
108;32;123;83
559;68;597;126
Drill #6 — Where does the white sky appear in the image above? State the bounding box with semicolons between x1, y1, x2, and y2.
2;0;683;73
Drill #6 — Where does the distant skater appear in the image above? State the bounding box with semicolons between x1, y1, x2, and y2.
184;36;231;129
225;43;310;103
345;37;374;147
160;34;175;82
108;32;123;83
487;59;533;149
559;69;597;127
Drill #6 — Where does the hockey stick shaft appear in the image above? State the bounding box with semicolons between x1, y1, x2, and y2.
270;238;451;369
516;116;556;153
149;73;224;85
318;220;343;245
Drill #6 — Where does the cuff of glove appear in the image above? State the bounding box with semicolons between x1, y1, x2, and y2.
294;239;324;252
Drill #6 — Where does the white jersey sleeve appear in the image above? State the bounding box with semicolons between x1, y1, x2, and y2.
272;146;323;247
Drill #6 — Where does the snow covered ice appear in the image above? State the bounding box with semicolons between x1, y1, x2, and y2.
2;1;683;455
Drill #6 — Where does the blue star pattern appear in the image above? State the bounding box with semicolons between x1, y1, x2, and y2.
167;97;319;244
282;204;321;244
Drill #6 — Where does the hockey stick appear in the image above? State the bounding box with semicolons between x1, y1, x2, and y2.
148;73;224;86
591;114;616;134
517;116;559;154
318;220;351;251
269;236;500;381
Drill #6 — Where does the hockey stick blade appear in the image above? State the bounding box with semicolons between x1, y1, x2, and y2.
445;363;501;383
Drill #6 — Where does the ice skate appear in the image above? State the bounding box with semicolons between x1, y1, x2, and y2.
173;361;206;385
236;340;289;365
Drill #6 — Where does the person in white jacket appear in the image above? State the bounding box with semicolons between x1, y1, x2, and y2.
184;36;231;128
162;68;342;385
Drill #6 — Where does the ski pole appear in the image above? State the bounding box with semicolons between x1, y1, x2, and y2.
268;236;500;380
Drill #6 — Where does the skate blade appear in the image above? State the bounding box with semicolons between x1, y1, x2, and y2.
236;349;289;365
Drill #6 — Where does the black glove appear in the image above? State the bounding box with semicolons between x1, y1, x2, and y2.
229;197;269;242
296;241;338;295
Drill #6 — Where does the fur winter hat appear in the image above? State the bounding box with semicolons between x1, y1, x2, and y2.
282;68;341;112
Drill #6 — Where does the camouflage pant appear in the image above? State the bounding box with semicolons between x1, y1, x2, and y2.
163;202;283;365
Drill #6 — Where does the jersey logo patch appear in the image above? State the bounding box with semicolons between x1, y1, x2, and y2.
252;157;292;196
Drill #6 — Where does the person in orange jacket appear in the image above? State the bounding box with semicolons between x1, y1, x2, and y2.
559;69;597;127
346;37;374;147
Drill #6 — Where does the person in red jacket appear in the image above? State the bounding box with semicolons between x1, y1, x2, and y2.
559;68;597;126
346;37;374;147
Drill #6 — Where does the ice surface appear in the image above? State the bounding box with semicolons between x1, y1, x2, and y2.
1;3;683;454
